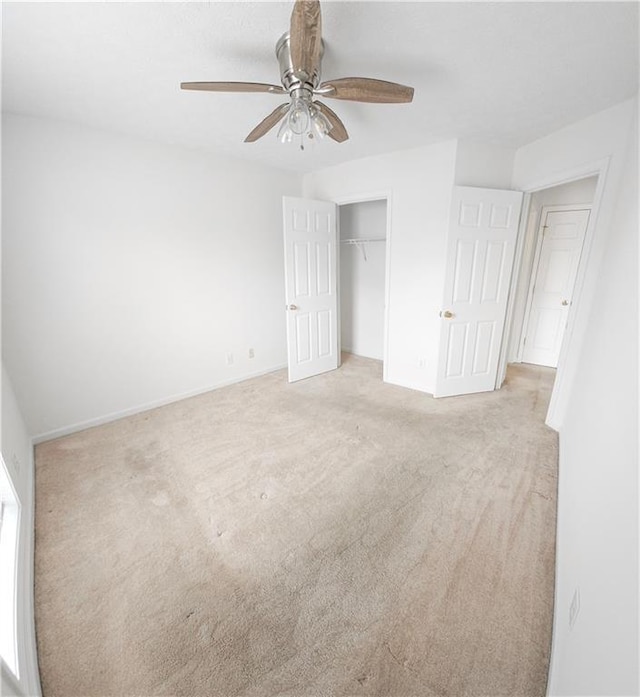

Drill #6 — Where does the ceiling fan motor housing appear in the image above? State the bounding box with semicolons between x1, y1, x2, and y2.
276;32;323;97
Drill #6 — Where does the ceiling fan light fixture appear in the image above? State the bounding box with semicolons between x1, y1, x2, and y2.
277;98;307;143
277;96;309;143
289;96;311;135
309;103;332;139
277;118;294;144
277;94;331;146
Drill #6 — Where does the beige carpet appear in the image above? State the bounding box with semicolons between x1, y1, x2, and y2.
35;355;558;697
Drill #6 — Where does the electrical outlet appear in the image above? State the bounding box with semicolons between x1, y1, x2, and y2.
248;348;255;359
226;352;234;366
569;587;580;629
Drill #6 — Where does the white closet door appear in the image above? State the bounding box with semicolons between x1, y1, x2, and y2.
435;186;523;398
283;196;339;382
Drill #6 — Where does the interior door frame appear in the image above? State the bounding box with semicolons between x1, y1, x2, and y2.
332;190;392;382
495;192;530;390
517;203;592;364
500;157;610;430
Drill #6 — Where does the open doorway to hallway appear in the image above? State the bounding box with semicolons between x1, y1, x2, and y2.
508;175;598;370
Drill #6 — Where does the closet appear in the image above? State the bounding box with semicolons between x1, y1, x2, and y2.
338;200;387;361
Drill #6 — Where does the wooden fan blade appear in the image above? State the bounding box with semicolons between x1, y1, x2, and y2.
289;0;322;81
315;101;348;143
317;77;414;103
181;81;285;94
244;103;290;143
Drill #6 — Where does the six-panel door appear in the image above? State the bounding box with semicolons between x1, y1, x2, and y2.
522;207;590;367
435;186;523;398
283;196;338;382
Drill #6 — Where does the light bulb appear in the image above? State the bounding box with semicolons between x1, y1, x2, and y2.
309;104;332;139
277;114;294;143
277;97;330;147
288;97;310;135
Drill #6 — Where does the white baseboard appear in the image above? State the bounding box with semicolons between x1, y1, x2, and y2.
21;460;41;697
33;363;287;445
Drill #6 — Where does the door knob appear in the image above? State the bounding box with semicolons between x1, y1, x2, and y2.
561;300;569;306
440;310;454;319
288;304;298;311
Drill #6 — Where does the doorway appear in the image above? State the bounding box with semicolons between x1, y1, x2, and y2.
509;175;598;368
338;199;388;370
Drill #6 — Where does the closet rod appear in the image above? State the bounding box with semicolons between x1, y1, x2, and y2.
340;237;386;262
340;237;386;244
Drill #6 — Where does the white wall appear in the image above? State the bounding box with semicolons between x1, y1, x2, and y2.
454;140;515;189
546;104;638;696
512;98;636;431
3;102;638;697
304;141;458;393
2;114;300;440
339;200;386;360
1;367;41;697
510;99;639;694
508;176;598;362
529;177;598;208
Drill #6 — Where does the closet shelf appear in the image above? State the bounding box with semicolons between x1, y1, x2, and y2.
340;237;386;262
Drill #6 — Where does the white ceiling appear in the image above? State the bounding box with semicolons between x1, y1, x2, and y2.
2;1;638;173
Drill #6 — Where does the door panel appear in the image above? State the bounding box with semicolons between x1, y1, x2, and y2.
283;197;338;382
522;208;590;367
435;186;523;398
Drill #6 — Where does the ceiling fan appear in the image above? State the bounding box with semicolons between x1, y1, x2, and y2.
181;0;414;146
